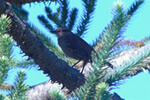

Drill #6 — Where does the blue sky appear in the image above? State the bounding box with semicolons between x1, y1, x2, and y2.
7;0;150;100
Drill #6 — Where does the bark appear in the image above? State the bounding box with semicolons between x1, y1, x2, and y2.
26;44;150;99
0;0;85;91
5;0;57;5
26;80;69;100
1;0;149;99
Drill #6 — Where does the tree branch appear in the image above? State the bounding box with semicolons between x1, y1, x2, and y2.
26;44;150;99
84;44;150;80
5;0;57;5
0;0;85;91
26;80;69;100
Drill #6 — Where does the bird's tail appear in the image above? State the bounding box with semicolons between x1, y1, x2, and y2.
89;48;98;63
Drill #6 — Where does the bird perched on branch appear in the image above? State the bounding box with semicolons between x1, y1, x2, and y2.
51;27;95;73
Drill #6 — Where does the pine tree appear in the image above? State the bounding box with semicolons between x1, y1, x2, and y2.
0;0;150;100
0;14;29;100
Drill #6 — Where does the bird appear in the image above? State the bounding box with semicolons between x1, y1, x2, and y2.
51;27;95;73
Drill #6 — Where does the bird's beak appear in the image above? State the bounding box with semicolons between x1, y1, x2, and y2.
50;30;57;33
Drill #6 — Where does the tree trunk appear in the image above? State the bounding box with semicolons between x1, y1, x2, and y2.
0;0;85;91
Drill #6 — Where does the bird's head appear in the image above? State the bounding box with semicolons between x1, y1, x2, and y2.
50;27;71;38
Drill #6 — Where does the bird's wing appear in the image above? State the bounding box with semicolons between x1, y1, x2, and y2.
66;34;92;58
58;33;94;60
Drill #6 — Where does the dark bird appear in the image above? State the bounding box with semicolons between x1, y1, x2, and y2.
51;27;95;73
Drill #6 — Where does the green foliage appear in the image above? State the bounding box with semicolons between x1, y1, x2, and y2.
38;15;54;31
0;0;145;99
0;71;28;100
38;0;96;37
28;23;77;65
0;34;14;59
8;0;145;99
37;0;96;66
0;56;12;85
95;82;112;100
12;5;28;21
72;1;145;100
105;45;150;85
61;0;69;26
127;0;144;16
38;0;79;29
49;89;66;100
15;60;35;69
142;35;150;44
0;15;11;35
94;2;129;58
76;0;96;36
68;8;78;30
0;95;4;100
33;0;146;99
8;70;28;100
28;24;61;54
0;15;14;86
28;24;65;58
0;14;28;100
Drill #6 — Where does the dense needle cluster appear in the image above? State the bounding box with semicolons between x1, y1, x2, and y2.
51;27;95;73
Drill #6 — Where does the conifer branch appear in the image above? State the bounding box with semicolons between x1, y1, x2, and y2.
38;15;54;31
27;44;149;99
105;44;150;86
68;8;78;30
15;60;35;69
60;0;68;26
27;80;68;100
142;35;150;44
39;0;78;29
76;0;96;36
45;7;61;27
94;0;144;53
72;1;145;98
5;0;59;5
9;70;29;100
127;0;144;16
0;14;14;86
28;24;64;58
12;5;28;21
0;0;85;91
